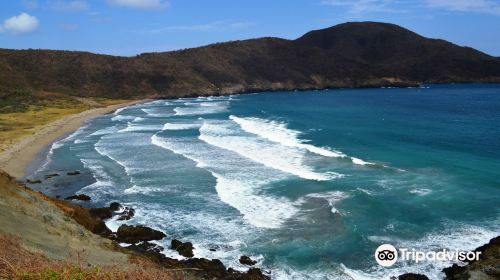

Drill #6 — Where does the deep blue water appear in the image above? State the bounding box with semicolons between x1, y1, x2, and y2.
30;84;500;279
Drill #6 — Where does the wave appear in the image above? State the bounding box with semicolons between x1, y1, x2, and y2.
301;191;349;214
409;188;432;196
78;158;118;199
141;108;173;117
124;185;165;195
113;107;126;115
36;124;91;173
151;134;298;228
229;115;376;166
199;120;340;181
344;222;500;279
111;114;136;121
174;105;228;116
118;122;163;133
162;122;201;130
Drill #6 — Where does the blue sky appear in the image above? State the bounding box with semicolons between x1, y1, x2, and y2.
1;0;500;56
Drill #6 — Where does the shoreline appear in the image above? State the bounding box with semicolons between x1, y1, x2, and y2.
0;99;148;179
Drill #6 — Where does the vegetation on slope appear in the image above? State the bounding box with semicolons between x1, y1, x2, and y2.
1;22;499;100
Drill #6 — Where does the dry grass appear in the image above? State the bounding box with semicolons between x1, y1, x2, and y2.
0;233;184;280
0;92;130;152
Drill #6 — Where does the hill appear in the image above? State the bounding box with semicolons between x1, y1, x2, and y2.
1;21;500;101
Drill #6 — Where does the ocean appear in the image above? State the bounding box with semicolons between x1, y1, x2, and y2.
29;84;500;279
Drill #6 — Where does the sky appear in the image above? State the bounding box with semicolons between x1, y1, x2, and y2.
1;0;500;56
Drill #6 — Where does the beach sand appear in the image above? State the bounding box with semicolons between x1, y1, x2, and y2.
0;100;147;179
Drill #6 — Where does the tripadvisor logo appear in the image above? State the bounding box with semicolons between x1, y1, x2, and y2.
375;244;398;267
374;244;481;267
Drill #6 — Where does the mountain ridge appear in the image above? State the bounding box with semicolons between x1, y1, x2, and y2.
1;21;500;100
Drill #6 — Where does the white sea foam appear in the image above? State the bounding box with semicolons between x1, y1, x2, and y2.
409;188;432;196
162;122;201;130
124;185;165;195
113;107;126;115
36;124;91;172
199;120;340;181
89;126;119;136
111;115;136;121
229;115;375;166
151;134;298;228
118;122;163;133
174;105;228;116
94;143;132;176
141;108;172;117
132;117;146;122
302;191;349;214
346;222;500;279
78;158;117;199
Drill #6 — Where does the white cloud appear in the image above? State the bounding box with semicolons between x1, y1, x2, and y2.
320;0;406;14
108;0;170;11
426;0;500;15
0;13;39;35
51;1;89;12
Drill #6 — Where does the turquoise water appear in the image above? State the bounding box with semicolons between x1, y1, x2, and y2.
30;84;500;279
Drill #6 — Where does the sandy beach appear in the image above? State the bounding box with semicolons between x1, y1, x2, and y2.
0;99;147;179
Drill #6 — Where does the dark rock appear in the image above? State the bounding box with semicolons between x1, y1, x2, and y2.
109;202;122;211
88;202;123;220
67;171;81;176
26;179;41;184
240;268;270;280
89;207;114;220
65;194;91;201
239;255;257;266
117;207;135;221
126;241;163;254
171;239;194;258
115;224;166;244
442;236;500;279
209;248;216;252
442;264;467;279
44;173;59;179
398;273;430;280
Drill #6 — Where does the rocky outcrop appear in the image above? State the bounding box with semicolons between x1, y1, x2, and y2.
115;224;166;244
398;273;429;280
26;179;41;184
44;173;59;179
117;207;135;221
88;202;122;220
171;239;194;258
442;236;500;280
65;194;91;201
239;256;257;266
126;241;163;254
66;171;80;176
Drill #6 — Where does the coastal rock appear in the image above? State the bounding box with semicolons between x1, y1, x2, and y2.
67;171;81;176
65;194;91;201
44;173;59;179
398;273;430;280
240;268;270;280
115;224;166;244
442;236;500;279
171;239;194;258
239;255;257;266
109;202;122;211
26;179;41;184
117;207;135;221
88;202;122;220
126;241;163;254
